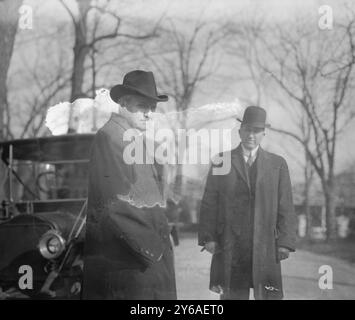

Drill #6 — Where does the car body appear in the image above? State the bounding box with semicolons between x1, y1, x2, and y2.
0;134;93;299
0;133;179;299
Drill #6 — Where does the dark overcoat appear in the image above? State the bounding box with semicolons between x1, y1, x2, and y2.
198;145;297;300
82;113;176;300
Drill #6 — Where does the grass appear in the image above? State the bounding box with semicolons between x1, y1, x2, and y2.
296;237;355;265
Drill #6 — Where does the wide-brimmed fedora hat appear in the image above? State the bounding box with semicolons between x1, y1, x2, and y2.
109;70;168;103
237;106;271;128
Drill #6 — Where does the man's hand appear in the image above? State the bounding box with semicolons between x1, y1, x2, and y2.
204;241;218;254
278;247;290;261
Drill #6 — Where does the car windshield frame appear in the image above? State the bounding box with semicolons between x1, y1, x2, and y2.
0;134;94;209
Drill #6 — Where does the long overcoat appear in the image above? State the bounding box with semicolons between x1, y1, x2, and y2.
198;145;297;300
82;113;176;300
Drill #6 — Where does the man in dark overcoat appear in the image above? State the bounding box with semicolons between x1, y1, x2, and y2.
198;106;297;300
82;70;176;299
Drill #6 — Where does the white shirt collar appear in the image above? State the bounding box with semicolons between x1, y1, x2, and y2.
241;144;259;161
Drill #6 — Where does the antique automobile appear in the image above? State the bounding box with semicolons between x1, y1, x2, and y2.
0;134;92;299
0;133;180;299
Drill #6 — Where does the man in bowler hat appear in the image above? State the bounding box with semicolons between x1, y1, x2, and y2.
198;106;296;300
82;70;176;299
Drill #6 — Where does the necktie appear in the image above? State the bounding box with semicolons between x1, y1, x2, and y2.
247;152;253;167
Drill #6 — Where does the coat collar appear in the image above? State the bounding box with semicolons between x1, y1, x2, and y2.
231;144;270;189
109;112;139;134
108;112;164;197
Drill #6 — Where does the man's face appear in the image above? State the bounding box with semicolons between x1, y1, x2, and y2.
239;124;265;150
120;95;157;131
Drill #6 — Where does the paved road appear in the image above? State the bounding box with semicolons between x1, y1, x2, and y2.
174;234;355;300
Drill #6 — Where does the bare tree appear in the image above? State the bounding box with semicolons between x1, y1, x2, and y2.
59;0;160;132
286;116;315;239
2;0;161;138
0;0;23;140
228;13;355;240
5;27;73;139
300;116;316;239
225;14;267;107
141;18;228;125
137;17;228;198
275;114;315;239
60;0;163;131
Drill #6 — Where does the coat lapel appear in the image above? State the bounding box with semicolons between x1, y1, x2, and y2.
255;147;269;186
231;145;250;189
231;145;270;189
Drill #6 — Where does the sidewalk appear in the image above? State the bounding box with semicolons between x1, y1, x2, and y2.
174;234;355;300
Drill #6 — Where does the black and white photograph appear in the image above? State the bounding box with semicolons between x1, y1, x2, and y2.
0;0;355;307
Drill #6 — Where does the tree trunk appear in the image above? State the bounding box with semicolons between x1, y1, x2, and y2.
304;152;313;239
67;0;91;133
304;183;312;239
0;0;23;140
0;68;8;140
324;181;338;241
70;22;89;101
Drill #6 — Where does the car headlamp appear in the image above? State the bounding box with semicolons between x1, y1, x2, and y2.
38;230;66;259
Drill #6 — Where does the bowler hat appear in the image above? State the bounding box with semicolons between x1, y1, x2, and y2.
237;106;270;128
109;70;168;103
